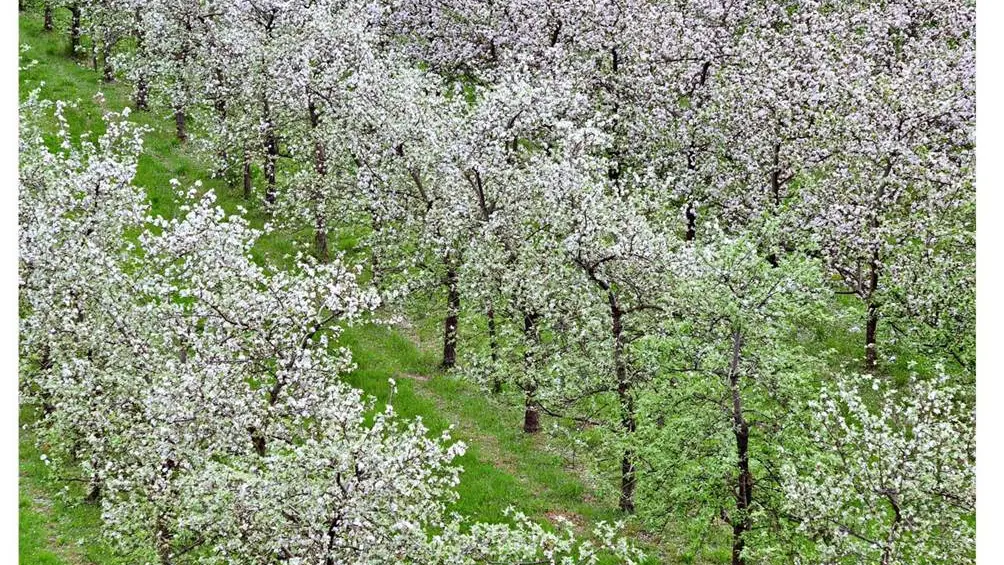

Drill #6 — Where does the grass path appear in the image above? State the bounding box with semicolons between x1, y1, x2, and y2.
20;424;138;565
18;10;670;564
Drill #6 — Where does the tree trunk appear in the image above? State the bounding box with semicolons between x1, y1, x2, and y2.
250;427;266;457
134;75;149;110
611;296;636;513
133;9;147;109
685;202;697;241
69;6;81;57
865;300;879;373
213;98;227;125
314;218;329;263
728;332;752;565
213;97;229;178
523;390;540;433
44;3;54;31
488;306;501;394
766;142;783;268
242;151;252;200
39;345;52;371
865;252;881;373
173;107;187;143
684;149;699;241
39;346;55;415
102;45;114;82
85;480;100;503
442;262;460;369
879;496;902;565
618;387;634;513
263;99;278;205
522;313;541;433
308;98;329;263
155;510;174;565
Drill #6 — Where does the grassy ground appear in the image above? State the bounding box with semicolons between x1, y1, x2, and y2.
18;10;678;564
19;418;142;565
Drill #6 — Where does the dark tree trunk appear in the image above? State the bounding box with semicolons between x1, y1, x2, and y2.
522;312;541;433
173;106;187;143
865;252;881;373
133;9;148;110
44;4;54;31
879;498;902;565
251;375;290;457
85;483;100;503
155;510;174;565
308;97;329;263
728;332;752;565
770;142;782;209
39;346;55;415
370;252;381;286
442;262;460;369
523;389;540;433
618;387;634;513
39;345;52;371
243;153;253;199
611;295;636;513
865;300;879;373
601;44;638;509
263;99;278;205
102;45;114;82
488;306;501;394
685;202;697;241
314;219;329;263
134;75;149;110
263;132;277;203
213;98;227;126
251;428;266;457
766;142;784;268
684;149;699;242
312;208;329;263
213;96;229;178
69;6;81;57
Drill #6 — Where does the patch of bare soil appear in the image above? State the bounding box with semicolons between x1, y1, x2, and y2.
398;372;430;382
545;510;586;531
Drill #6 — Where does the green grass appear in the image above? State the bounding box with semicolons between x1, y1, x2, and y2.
18;495;65;565
342;323;627;526
19;407;145;565
18;9;669;564
20;444;138;565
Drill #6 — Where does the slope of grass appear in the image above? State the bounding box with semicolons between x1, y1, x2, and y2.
18;9;667;564
19;422;145;565
18;495;65;565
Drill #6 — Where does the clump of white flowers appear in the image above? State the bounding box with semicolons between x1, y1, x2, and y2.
782;368;975;565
